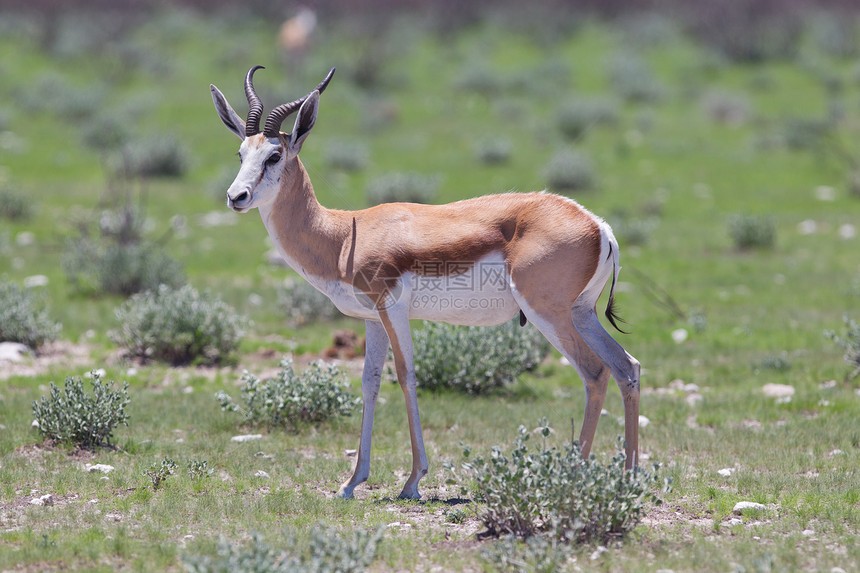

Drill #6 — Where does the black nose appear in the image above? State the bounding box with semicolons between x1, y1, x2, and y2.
232;191;249;203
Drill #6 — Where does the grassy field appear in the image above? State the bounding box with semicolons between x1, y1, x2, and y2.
1;6;859;572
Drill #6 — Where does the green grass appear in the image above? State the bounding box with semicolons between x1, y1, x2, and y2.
1;7;859;572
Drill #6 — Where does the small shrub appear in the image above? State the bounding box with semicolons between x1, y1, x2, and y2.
325;140;370;172
0;278;61;348
365;172;439;205
728;214;776;250
0;182;33;221
412;319;550;394
115;135;190;179
453;61;504;97
144;457;177;491
276;278;341;327
217;358;358;430
188;459;214;480
543;149;595;193
112;284;247;365
825;315;860;380
608;53;662;103
182;527;384;573
811;11;858;59
450;421;668;543
64;238;186;296
701;90;751;126
474;137;513;166
555;99;618;141
62;206;185;296
782;117;833;151
32;371;130;449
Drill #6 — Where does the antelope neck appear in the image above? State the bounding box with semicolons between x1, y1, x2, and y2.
259;157;349;283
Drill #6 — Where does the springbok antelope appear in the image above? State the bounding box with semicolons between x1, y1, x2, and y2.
210;66;641;500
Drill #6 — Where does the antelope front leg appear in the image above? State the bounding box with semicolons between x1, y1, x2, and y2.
378;307;428;500
337;320;389;499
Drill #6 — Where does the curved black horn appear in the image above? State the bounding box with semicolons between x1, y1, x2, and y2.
264;67;335;138
244;65;265;137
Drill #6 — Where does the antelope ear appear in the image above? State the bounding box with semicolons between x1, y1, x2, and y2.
211;84;246;140
287;90;320;158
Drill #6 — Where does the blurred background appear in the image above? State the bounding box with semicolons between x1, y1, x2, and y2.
0;0;858;349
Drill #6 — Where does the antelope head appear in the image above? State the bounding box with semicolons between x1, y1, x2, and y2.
210;66;335;213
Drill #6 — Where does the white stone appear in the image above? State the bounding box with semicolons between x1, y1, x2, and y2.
668;379;685;391
762;383;795;398
829;449;844;456
254;470;270;479
86;464;115;474
726;518;743;526
23;275;48;288
733;501;765;514
717;468;734;477
126;368;138;377
30;494;53;506
559;356;570;366
683;383;700;393
838;224;856;239
819;380;837;390
600;408;609;416
15;232;35;246
798;219;818;235
638;415;650;428
802;529;814;536
0;342;29;363
814;185;836;201
231;434;263;443
685;393;703;406
345;449;357;456
99;476;109;482
31;419;40;428
671;328;688;344
589;545;608;561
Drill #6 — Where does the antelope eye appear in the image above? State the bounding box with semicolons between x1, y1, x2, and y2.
266;153;281;166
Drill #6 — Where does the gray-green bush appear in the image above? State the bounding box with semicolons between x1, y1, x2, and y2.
112;284;247;365
277;279;341;327
474;137;513;166
325;140;370;172
114;135;190;179
62;206;185;296
31;372;130;449
365;172;439;205
0;278;61;348
826;315;860;380
542;149;595;193
216;358;359;430
450;421;667;543
412;319;550;394
555;99;618;141
0;182;33;221
182;526;384;573
728;214;776;250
